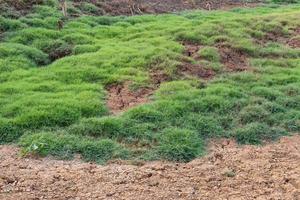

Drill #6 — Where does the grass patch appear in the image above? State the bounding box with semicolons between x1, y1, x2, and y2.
0;3;300;163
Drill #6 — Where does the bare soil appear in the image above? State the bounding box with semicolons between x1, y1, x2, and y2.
149;69;171;85
106;82;154;114
0;0;261;17
218;44;249;72
178;42;216;79
179;61;216;79
75;0;260;16
287;28;300;49
257;27;300;49
1;135;299;200
288;37;300;48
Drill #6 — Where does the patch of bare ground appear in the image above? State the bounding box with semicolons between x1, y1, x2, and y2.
106;82;154;114
256;27;300;49
106;69;170;114
287;27;300;49
73;0;260;16
288;37;300;48
218;44;249;72
149;69;171;85
178;42;216;79
1;135;300;199
0;0;260;18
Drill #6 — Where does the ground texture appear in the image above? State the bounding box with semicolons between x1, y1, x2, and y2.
1;135;299;200
0;0;260;17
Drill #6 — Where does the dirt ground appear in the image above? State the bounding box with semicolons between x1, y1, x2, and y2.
75;0;261;16
0;135;299;200
0;0;261;17
106;82;154;114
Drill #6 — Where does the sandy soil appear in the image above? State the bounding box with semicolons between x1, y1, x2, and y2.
1;135;299;200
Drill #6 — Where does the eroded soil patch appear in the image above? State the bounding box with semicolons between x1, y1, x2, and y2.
218;44;249;72
0;0;260;18
287;27;300;48
1;135;299;199
74;0;260;16
287;37;300;48
179;61;216;79
178;42;216;79
150;69;171;85
256;27;300;49
106;82;154;114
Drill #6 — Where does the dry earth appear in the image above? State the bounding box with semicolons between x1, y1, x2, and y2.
1;135;299;200
0;0;261;17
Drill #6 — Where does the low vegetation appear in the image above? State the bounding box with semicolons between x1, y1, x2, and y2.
0;1;300;163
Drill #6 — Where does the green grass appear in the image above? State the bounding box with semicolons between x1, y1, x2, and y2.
1;3;300;163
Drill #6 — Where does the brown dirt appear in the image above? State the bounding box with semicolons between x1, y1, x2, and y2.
179;61;216;79
0;0;43;12
256;27;300;49
178;42;216;79
74;0;260;16
288;37;300;48
106;69;171;113
1;135;300;200
287;28;300;49
106;82;154;114
183;42;202;58
149;69;171;85
0;0;260;18
218;44;249;72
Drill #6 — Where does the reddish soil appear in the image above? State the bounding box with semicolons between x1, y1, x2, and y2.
218;44;249;72
256;27;300;49
183;42;202;58
178;42;216;79
75;0;260;16
106;82;154;114
149;69;171;85
106;69;171;113
287;28;300;49
288;37;300;48
1;135;299;200
0;0;43;12
0;0;260;17
264;32;287;44
179;61;216;79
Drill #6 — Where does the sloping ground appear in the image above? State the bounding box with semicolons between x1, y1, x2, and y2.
1;135;299;200
0;0;260;18
81;0;260;16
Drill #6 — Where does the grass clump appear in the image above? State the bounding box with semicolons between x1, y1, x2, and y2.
238;105;271;124
19;132;130;163
157;128;204;162
234;122;288;144
198;46;220;63
0;43;49;65
69;117;123;138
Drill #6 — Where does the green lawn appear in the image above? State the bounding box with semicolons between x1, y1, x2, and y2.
0;3;300;163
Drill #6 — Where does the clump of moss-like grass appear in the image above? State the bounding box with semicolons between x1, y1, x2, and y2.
157;128;205;162
19;131;130;163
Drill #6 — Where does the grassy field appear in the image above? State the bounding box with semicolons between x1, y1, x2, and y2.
0;2;300;163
